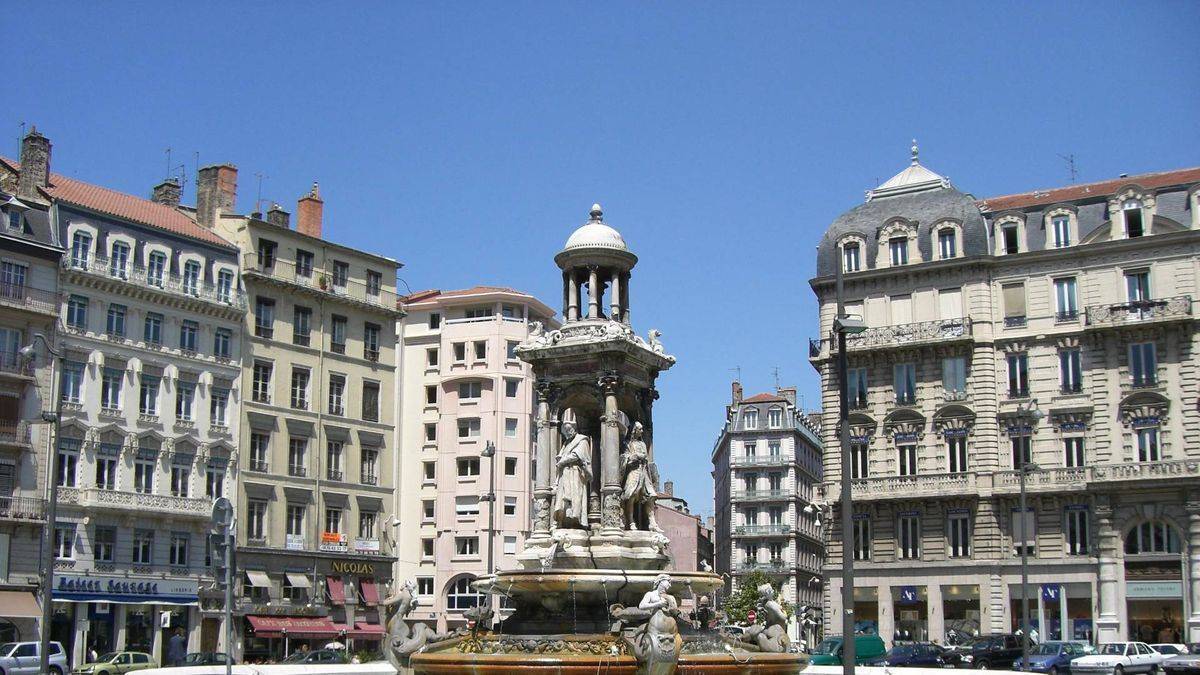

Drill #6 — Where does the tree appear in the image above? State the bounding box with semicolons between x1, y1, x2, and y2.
721;571;793;624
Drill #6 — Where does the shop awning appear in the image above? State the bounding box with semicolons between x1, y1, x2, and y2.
0;591;40;618
246;571;272;587
246;615;340;638
326;575;346;604
359;579;380;605
351;621;384;638
285;572;311;588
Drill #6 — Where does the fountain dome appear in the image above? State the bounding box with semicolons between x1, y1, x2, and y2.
563;203;630;252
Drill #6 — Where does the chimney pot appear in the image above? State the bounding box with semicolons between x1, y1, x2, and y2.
296;181;323;238
17;127;51;200
732;381;743;404
151;178;181;207
196;164;238;228
664;481;674;496
266;203;291;228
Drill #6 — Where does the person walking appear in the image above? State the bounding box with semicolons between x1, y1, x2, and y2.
166;627;187;667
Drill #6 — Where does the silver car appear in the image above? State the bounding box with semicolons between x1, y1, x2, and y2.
0;641;69;675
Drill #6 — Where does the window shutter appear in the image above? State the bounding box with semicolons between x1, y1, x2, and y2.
1002;283;1026;317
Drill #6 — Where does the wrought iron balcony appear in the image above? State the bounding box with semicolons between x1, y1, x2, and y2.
730;488;795;502
1085;295;1192;328
57;486;211;519
0;282;59;315
733;524;794;537
0;495;46;522
63;255;246;309
241;254;400;316
730;453;794;468
816;318;973;354
736;559;794;574
0;420;32;447
0;352;34;377
850;472;977;502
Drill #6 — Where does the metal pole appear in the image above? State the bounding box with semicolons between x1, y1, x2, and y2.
225;522;233;675
836;256;856;674
487;441;496;576
1020;447;1031;668
36;338;63;675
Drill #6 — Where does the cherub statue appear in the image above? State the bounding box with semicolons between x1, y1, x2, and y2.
740;583;790;653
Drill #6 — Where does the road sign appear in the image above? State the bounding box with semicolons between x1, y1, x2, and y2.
747;610;757;623
211;497;233;532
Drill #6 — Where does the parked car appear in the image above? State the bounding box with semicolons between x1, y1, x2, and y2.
1070;642;1166;675
179;652;234;666
1154;646;1191;657
875;642;951;668
810;634;887;666
1162;645;1200;675
0;641;69;675
1016;641;1090;674
280;649;348;665
72;651;156;674
956;634;1024;669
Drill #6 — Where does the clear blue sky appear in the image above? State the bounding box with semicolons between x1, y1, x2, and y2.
6;2;1198;517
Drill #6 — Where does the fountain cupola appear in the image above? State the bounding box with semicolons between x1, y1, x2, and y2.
555;203;638;324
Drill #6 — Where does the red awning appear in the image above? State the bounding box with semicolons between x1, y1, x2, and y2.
351;621;384;638
246;615;339;638
359;579;380;605
326;575;346;605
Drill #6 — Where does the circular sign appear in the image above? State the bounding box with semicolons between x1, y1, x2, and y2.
467;620;476;629
747;610;757;623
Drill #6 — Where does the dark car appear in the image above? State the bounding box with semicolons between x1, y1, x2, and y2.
280;649;348;665
1016;641;1088;675
957;634;1024;669
180;653;233;666
1163;644;1200;675
876;642;951;668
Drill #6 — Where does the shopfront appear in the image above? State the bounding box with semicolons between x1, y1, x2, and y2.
942;585;980;646
892;586;928;642
852;587;879;636
1008;582;1093;642
1127;581;1184;644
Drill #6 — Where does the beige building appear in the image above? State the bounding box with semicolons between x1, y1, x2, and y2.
209;171;403;660
809;150;1200;646
395;286;556;631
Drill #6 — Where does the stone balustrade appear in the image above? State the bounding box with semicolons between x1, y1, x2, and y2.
851;472;977;501
57;486;211;519
730;453;794;468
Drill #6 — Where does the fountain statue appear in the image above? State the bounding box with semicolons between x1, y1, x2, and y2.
404;204;806;674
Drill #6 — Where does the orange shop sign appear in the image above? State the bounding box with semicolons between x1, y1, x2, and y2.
319;532;348;552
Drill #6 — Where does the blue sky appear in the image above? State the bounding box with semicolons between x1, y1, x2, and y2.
6;2;1198;516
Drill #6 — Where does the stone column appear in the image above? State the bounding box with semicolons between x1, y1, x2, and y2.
878;583;895;647
567;270;579;321
928;582;944;643
622;272;632;326
1094;500;1121;642
599;373;624;533
531;380;555;539
609;270;621;321
1186;496;1200;640
561;270;569;320
588;267;600;319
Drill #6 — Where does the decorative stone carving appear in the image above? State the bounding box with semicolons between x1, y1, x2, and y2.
552;411;592;529
621;422;661;532
732;583;791;653
613;574;682;675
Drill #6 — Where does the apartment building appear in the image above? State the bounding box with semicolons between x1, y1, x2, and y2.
0;130;63;642
712;381;824;644
395;287;556;632
809;148;1200;645
210;174;402;660
3;130;246;663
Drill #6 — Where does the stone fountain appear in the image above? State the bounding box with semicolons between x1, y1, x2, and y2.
388;205;806;674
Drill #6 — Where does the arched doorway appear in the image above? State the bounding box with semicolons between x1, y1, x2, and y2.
1123;519;1185;643
443;575;483;632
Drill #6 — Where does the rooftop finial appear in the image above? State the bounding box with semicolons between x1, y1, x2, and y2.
911;139;919;165
590;203;603;221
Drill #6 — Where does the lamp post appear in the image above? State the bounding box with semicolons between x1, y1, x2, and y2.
18;333;63;675
481;440;497;612
1013;399;1043;670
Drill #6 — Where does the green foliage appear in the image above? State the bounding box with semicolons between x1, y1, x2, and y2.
721;571;794;624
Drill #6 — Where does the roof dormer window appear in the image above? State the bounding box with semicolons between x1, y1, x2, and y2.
6;208;20;231
843;243;861;273
1123;199;1144;238
743;408;759;430
1001;224;1020;255
937;228;957;259
1051;215;1071;248
889;237;908;265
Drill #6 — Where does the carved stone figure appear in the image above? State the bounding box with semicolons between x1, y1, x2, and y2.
739;583;791;653
648;329;665;353
552;414;592;529
633;574;683;675
382;579;458;667
621;422;661;531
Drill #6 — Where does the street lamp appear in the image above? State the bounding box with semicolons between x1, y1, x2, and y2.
1012;399;1044;670
18;333;63;675
481;440;497;596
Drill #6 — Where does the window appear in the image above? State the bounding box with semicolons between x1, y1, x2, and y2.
421;538;434;558
426;348;439;367
217;270;234;304
1123;199;1144;238
767;407;783;428
429;312;441;329
505;340;520;360
424;423;437;442
331;315;347;353
134;458;155;494
1124;520;1181;554
254;297;275;338
947;435;968;473
473;340;487;360
425;385;437;405
257;239;277;268
290;367;310;410
422;498;435;519
842;243;861;272
503;536;517;555
364;322;381;361
56;440;79;487
1001;223;1020;254
109;241;130;278
465;306;493;318
505;418;518;438
418;577;434;596
133;529;154;564
452;342;466;362
852;518;871;561
1051;215;1071;248
180;320;198;352
1002;283;1026;327
359;511;377;539
457;457;481;477
1130;342;1157;386
106;304;126;338
366;269;383;296
1125;270;1151;304
1007;352;1029;397
60;362;83;403
938;228;957;259
139;375;160;416
505;379;519;398
458;418;481;439
894;363;916;404
767;441;781;457
54;524;75;560
948;512;971;557
423;462;436;482
288;438;307;476
332;261;349;290
214;329;231;359
361;448;379;484
889;237;908;265
850;442;868;479
1059;349;1082;393
205;465;224;498
447;575;483;609
176;382;195;420
286;503;304;539
252;361;273;403
325;507;342;534
455;496;480;517
295;249;314;278
501;456;518;477
328;374;346;415
459;381;482;399
767;472;782;491
292;306;312;346
1065;508;1088;556
4;207;17;230
93;526;116;562
96;454;117;490
1012;508;1036;556
249;433;270;472
897;444;918;476
1011;434;1031;469
170;463;190;497
503;496;517;516
1136;427;1160;462
170;533;189;566
101;367;123;411
210;388;229;426
247;500;267;540
847;368;868;408
182;260;200;296
898;514;920;559
326;441;344;480
362;382;380;422
1064;437;1085;468
67;295;88;329
742;408;758;430
455;537;479;557
942;357;966;397
70;231;92;268
144;312;163;345
1054;277;1078;320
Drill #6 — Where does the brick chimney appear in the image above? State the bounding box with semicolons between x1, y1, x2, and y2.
731;381;743;404
777;386;797;405
266;203;290;228
663;480;674;497
151;178;181;207
17;126;51;200
296;182;323;238
196;164;238;227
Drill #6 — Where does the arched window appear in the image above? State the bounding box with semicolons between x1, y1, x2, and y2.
842;242;861;272
1124;520;1181;555
767;407;783;428
446;576;483;610
70;231;92;268
743;409;759;430
937;227;958;259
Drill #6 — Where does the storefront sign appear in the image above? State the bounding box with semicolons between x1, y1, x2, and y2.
331;560;377;576
54;574;199;604
898;586;919;604
320;532;348;552
1125;581;1182;599
354;538;380;553
1041;584;1061;602
286;534;306;551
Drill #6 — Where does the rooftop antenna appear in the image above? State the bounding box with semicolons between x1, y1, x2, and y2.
165;148;172;177
729;366;741;382
1059;153;1078;183
254;172;268;214
18;121;26;154
772;366;781;391
193;151;200;192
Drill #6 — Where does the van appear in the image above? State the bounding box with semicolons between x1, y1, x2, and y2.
810;635;888;665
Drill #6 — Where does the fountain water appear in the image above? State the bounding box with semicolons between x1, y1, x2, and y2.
390;205;806;674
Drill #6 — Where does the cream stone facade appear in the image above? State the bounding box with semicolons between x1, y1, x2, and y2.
395;286;556;632
809;154;1200;647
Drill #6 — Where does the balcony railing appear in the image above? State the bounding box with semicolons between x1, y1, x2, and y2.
994;466;1089;492
0;352;34;377
361;474;379;486
57;486;211;519
736;560;793;573
0;495;46;521
730;453;794;468
733;524;794;537
0;420;32;446
1093;459;1200;482
327;469;344;482
241;254;399;314
63;255;246;309
817;318;973;355
851;472;977;501
731;489;795;502
1085;295;1192;327
0;282;59;315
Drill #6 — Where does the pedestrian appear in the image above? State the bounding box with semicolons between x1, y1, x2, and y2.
167;627;187;667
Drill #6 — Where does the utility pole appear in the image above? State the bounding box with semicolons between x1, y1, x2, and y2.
834;254;858;675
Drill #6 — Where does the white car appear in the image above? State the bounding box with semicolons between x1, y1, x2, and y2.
0;641;69;675
1152;645;1190;656
1072;642;1166;675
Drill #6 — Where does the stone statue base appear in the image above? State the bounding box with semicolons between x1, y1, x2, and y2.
517;528;670;571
